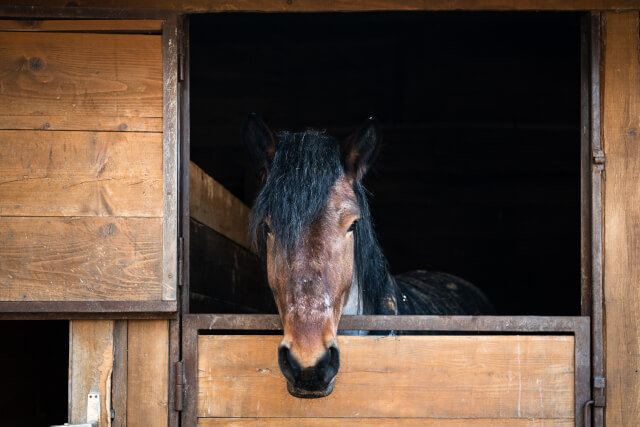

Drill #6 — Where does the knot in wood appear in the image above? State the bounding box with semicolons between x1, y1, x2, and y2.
28;57;44;72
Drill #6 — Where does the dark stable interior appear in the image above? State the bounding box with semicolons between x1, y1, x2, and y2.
189;12;581;315
0;321;68;426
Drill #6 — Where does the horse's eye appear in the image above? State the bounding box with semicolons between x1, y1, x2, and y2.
263;223;272;235
347;220;358;234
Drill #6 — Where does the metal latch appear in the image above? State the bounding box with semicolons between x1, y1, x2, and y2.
51;392;100;427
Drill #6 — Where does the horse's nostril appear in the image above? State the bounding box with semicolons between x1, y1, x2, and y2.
324;344;340;384
278;345;298;384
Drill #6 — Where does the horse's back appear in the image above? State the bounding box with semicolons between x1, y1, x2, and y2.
395;270;495;315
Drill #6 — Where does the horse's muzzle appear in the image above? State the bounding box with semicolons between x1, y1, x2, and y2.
278;343;340;398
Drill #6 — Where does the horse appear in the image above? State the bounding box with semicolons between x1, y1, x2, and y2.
243;114;494;398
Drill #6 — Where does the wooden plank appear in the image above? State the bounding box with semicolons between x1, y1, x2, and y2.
69;320;114;427
189;219;274;314
0;217;163;301
1;0;640;11
127;320;168;427
0;32;162;125
0;19;163;32
162;15;178;301
190;161;252;251
197;335;575;419
0;115;162;132
199;419;573;426
0;130;162;217
112;320;128;427
602;11;640;426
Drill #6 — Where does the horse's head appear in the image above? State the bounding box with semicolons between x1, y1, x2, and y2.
244;114;381;398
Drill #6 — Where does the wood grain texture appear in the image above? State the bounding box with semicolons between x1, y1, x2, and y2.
162;16;178;301
199;419;573;426
0;32;162;126
112;320;128;427
127;320;168;427
69;320;114;427
197;335;575;419
190;161;252;251
0;130;162;217
602;11;640;426
0;115;162;132
0;217;163;301
0;19;163;32
1;0;639;11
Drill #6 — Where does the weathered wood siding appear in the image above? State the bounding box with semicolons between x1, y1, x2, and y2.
69;319;169;427
0;21;171;302
197;335;575;424
602;11;640;426
0;0;638;12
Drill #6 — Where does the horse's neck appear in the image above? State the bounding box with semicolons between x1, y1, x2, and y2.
343;273;363;315
342;272;364;315
343;271;399;316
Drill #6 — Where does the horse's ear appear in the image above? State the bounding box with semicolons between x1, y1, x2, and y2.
243;113;278;179
342;116;382;181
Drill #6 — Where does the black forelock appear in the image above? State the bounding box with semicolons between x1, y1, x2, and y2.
249;130;344;256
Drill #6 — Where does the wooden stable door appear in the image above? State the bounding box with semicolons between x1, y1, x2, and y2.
0;19;178;313
199;335;575;425
182;315;590;426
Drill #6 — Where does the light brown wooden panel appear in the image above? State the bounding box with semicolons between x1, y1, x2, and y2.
0;130;162;217
0;217;163;301
0;19;163;32
0;115;162;132
1;0;639;11
602;11;640;426
198;335;575;419
69;320;114;427
199;419;573;426
190;161;252;251
0;32;162;128
127;320;168;427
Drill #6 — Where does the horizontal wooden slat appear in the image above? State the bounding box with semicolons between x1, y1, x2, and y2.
199;418;573;426
0;115;163;132
0;32;162;127
0;300;177;315
0;217;163;301
198;335;574;419
0;130;162;217
0;0;638;11
0;19;163;32
190;161;252;251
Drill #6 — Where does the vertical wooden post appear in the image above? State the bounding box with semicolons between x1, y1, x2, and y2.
69;320;115;427
127;320;169;427
602;10;640;425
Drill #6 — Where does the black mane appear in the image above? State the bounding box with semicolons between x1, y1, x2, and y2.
249;130;389;314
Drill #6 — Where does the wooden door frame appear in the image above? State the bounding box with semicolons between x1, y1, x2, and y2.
0;7;183;426
178;9;605;427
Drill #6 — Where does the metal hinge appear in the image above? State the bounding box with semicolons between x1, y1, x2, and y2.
174;360;185;411
593;376;606;407
177;236;184;287
592;150;605;166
